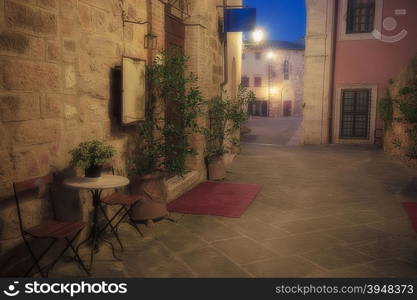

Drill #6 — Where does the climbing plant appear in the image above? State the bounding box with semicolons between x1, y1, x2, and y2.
378;91;394;129
389;73;417;159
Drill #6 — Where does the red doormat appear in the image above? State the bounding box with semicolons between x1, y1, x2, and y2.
402;202;417;232
168;181;262;218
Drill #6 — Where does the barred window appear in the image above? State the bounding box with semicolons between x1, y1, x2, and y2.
346;0;375;34
283;60;289;80
340;89;371;139
241;76;249;87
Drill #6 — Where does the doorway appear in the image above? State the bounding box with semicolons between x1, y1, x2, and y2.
283;101;292;117
249;100;268;117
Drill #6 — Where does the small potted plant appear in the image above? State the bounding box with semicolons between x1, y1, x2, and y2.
203;96;229;180
204;87;253;180
70;140;115;179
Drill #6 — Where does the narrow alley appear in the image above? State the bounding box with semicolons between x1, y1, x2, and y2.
242;116;303;146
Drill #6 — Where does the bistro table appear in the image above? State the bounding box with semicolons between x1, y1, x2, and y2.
64;175;130;270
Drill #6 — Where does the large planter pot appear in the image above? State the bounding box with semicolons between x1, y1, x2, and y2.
207;156;226;181
130;173;168;222
231;144;241;154
85;165;103;178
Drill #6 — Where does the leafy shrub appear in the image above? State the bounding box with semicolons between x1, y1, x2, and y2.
70;140;115;169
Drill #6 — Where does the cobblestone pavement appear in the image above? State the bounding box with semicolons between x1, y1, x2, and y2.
242;116;303;146
52;144;417;278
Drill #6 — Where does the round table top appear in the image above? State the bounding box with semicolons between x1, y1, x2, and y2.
63;175;130;190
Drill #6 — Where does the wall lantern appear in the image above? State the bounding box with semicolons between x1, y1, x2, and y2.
266;50;275;59
144;32;158;50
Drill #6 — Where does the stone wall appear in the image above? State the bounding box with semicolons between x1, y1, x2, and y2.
0;0;150;275
383;55;417;168
242;47;304;117
0;0;241;276
303;0;335;144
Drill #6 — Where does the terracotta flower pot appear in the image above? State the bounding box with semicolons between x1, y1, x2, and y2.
207;156;226;181
130;173;168;222
231;144;241;154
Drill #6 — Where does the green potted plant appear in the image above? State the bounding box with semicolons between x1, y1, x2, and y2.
229;85;255;154
128;119;168;222
128;49;204;222
203;96;229;180
203;86;253;180
69;140;115;179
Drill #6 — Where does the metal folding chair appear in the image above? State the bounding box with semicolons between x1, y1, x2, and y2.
99;165;143;251
13;174;90;277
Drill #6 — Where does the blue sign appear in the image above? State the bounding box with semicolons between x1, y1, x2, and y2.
224;8;256;32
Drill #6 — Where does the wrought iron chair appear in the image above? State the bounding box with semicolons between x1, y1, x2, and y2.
13;174;90;277
99;165;143;251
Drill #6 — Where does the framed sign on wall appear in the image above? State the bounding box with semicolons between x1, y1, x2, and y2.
122;57;146;125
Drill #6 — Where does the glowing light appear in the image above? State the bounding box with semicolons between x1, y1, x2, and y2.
266;51;275;59
252;29;264;43
269;87;277;95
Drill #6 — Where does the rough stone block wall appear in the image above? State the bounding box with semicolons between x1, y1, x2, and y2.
383;55;417;168
0;0;241;276
0;0;148;275
184;0;229;172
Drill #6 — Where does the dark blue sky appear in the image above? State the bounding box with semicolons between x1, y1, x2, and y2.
244;0;306;42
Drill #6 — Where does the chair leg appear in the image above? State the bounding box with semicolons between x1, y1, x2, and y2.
23;236;56;278
128;217;144;238
98;204;125;251
164;213;178;223
44;234;79;276
65;232;90;276
122;205;144;238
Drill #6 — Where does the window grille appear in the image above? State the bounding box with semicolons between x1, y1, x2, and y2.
346;0;375;34
340;89;371;139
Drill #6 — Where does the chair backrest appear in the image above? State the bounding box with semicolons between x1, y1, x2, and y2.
102;163;115;175
13;175;54;233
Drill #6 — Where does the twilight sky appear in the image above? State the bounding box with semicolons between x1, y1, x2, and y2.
243;0;306;42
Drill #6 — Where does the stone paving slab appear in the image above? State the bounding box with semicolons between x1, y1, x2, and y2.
53;142;417;278
211;237;277;265
242;256;324;278
179;247;251;278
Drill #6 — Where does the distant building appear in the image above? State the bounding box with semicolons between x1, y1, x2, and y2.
304;0;417;144
242;40;305;117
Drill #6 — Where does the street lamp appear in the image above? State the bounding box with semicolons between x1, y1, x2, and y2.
266;50;275;60
251;29;264;43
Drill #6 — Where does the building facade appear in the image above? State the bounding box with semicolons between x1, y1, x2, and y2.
0;0;242;275
304;0;417;144
242;41;305;118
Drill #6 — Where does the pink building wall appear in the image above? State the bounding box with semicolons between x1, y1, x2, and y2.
334;0;417;132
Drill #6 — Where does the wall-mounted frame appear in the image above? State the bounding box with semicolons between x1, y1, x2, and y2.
122;56;146;125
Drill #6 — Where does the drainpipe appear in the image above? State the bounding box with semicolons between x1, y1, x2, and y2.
328;0;339;144
146;0;153;63
220;0;228;96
